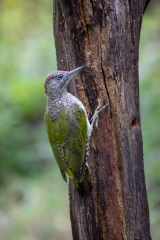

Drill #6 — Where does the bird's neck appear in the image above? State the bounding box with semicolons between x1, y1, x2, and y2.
45;90;70;119
46;90;68;106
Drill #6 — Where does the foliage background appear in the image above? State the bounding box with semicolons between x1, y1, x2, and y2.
0;1;159;239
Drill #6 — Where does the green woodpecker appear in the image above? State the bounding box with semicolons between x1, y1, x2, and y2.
44;66;106;193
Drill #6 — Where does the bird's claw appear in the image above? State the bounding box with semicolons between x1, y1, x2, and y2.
90;102;108;128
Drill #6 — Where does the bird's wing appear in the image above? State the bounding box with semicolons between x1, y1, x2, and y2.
65;104;87;175
44;109;69;171
44;105;87;181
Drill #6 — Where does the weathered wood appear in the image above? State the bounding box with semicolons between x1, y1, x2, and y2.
53;0;151;239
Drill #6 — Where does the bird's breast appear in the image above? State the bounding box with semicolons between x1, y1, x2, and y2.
46;93;86;122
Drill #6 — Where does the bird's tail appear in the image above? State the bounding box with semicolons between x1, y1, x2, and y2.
74;164;92;194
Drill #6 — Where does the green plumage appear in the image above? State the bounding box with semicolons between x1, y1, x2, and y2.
44;105;87;180
44;67;92;193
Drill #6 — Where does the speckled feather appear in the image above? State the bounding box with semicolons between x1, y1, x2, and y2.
44;93;88;180
44;67;92;193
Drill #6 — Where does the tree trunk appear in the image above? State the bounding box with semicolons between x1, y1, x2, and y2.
53;1;151;239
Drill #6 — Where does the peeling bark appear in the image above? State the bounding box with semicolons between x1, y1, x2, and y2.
53;0;151;239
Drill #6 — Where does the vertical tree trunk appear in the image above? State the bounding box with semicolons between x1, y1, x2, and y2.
53;0;151;239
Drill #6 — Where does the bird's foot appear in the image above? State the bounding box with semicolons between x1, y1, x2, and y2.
86;102;108;157
90;102;108;128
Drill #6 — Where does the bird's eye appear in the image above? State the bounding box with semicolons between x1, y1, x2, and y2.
56;75;62;80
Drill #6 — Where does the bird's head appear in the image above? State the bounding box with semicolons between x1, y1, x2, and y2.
44;66;85;97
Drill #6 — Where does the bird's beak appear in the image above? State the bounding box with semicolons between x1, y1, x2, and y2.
61;66;85;89
68;66;85;79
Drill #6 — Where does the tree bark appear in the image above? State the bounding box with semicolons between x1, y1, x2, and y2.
53;0;151;239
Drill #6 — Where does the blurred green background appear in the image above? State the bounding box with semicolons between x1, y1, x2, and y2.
0;1;159;240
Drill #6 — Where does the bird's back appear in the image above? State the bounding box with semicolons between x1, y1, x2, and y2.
44;93;88;182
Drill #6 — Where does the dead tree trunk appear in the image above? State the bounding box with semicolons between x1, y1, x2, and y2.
53;0;151;239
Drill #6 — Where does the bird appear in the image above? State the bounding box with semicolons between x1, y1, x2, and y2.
44;66;107;193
